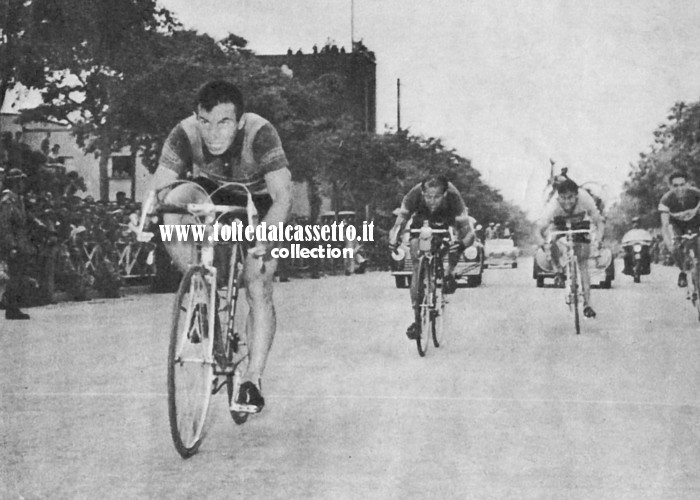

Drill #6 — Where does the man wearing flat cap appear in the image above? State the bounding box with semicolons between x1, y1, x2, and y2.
0;169;32;319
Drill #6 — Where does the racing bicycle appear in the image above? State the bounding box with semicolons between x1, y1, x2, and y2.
679;231;700;321
548;220;592;335
408;226;451;356
140;181;258;458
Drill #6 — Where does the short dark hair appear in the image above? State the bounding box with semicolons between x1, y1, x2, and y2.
421;175;449;193
196;80;245;119
668;171;687;184
556;178;579;195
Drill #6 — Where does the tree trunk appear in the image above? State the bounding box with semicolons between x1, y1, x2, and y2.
130;146;137;200
307;176;321;222
99;144;110;201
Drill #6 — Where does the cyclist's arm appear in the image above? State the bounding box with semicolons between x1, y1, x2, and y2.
260;167;292;241
133;165;180;241
454;210;475;247
148;166;178;194
660;211;675;250
589;210;605;249
389;208;410;246
535;219;551;247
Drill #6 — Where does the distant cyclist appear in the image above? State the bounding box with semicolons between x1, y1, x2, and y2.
389;176;475;340
536;178;605;318
659;171;700;288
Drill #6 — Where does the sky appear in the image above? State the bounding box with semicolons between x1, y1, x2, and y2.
41;1;700;215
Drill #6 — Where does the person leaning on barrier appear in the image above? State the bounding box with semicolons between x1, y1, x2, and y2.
143;80;292;414
0;169;33;319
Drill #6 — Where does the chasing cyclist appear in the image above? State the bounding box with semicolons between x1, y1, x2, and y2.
145;80;292;414
658;171;700;288
388;176;475;340
536;178;605;318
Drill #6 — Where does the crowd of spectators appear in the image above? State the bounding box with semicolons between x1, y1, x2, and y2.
0;131;393;307
1;132;156;307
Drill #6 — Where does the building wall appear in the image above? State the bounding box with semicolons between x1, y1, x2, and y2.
257;49;377;133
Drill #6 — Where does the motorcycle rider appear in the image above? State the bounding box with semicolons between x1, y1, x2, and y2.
621;217;653;281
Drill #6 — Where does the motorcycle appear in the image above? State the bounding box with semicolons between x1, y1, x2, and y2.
621;228;653;283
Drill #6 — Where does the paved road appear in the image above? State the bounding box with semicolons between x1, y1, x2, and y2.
2;259;700;499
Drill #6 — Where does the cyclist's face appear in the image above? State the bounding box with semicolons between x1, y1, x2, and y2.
423;186;446;213
557;191;578;212
196;103;239;155
671;177;687;195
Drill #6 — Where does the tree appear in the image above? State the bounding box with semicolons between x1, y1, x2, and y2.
16;0;178;200
615;98;700;235
0;0;50;111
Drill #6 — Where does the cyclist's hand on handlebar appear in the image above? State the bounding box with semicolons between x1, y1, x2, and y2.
136;231;154;243
248;242;269;258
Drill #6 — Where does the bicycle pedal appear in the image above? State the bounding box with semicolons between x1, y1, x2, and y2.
229;401;262;414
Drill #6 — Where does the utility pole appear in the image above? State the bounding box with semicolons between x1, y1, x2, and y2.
350;0;355;49
397;78;401;131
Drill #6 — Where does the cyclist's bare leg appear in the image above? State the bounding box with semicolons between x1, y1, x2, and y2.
549;239;564;273
161;182;211;272
404;238;421;338
242;253;278;384
409;238;420;309
446;247;460;277
575;243;592;307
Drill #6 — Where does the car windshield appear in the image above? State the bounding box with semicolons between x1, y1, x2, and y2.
488;239;514;247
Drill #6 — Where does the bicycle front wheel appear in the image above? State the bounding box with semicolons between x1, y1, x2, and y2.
570;260;580;335
416;256;432;356
168;266;216;458
432;260;446;348
692;262;700;322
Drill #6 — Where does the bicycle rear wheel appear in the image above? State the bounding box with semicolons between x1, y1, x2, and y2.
432;260;446;348
570;260;580;335
416;256;432;356
168;266;215;458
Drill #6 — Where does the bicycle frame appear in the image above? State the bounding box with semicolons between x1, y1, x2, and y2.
409;227;451;355
548;223;592;334
679;231;700;320
157;181;262;456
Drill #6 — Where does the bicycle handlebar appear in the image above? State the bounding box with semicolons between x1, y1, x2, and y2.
408;228;451;236
548;229;593;237
153;203;248;218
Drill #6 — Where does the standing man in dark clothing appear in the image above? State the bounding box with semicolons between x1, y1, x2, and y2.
0;169;32;319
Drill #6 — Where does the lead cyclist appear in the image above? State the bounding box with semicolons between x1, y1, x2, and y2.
141;80;292;414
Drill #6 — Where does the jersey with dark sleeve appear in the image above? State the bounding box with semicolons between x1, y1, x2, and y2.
540;188;602;229
659;187;700;230
401;183;468;230
158;120;288;195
